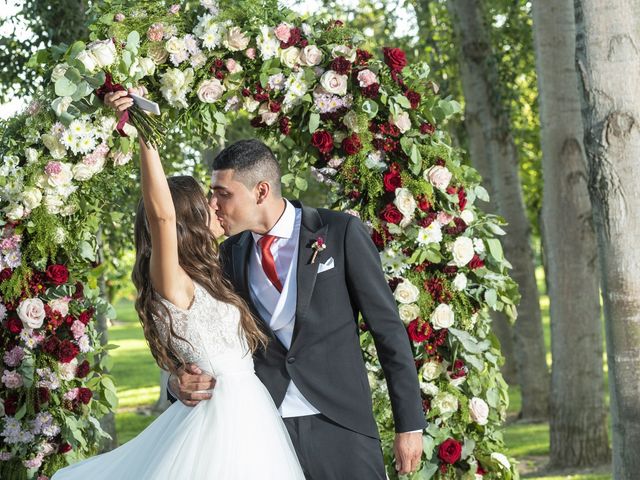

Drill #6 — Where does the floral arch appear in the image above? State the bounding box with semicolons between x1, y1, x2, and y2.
0;1;519;478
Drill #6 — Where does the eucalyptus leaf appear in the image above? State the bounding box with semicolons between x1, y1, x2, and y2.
308;113;320;133
486;238;504;262
361;99;378;118
55;77;77;97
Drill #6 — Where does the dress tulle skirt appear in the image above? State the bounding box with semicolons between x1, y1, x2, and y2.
52;371;305;479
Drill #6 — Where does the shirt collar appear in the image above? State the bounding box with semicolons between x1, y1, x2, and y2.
252;199;295;243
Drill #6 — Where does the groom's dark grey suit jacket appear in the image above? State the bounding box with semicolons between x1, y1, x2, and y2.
218;201;426;439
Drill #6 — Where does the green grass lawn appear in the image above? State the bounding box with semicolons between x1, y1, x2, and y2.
107;268;612;479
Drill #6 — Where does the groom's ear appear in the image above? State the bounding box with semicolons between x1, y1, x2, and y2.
255;180;271;204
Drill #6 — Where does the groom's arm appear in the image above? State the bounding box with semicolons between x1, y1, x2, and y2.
343;216;426;433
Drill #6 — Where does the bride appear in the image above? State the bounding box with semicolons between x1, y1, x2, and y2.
52;88;305;479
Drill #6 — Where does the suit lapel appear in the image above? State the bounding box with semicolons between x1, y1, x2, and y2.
291;202;327;347
231;231;252;299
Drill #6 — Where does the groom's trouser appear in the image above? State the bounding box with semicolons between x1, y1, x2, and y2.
283;414;386;480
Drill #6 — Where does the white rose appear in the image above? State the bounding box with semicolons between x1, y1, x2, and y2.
224;26;250;51
165;36;186;54
320;70;348;96
51;63;68;81
17;298;46;329
420;381;440;397
22;187;43;210
59;358;78;381
452;273;467;291
452;237;475;267
111;151;132;166
48;298;70;317
52;96;73;117
76;50;98;72
394;279;420;304
394;187;417;221
148;43;169;64
87;39;117;67
398;303;420;324
343;111;359;132
47;163;74;188
280;46;301;68
5;203;24;221
431;303;455;330
41;134;66;160
425;165;453;191
460;209;475;225
469;397;489;425
139;57;156;77
422;360;444;381
433;391;459;415
299;45;323;66
244;97;260;112
72;163;95;181
390;111;411;133
45;194;65;214
490;452;511;470
473;238;486;254
25;148;39;164
258;103;279;126
197;78;225;103
331;45;357;62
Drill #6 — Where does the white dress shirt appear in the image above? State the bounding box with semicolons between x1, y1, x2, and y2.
249;200;321;418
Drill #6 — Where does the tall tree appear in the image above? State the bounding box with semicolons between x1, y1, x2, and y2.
532;0;610;467
447;0;550;420
574;0;640;476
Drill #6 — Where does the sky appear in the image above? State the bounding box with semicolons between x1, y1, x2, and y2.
0;0;417;120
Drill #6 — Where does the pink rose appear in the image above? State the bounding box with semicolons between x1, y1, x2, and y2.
274;23;292;43
169;4;180;14
436;211;454;225
425;165;453;192
48;297;70;317
245;47;256;59
299;45;323;66
147;23;165;42
320;70;348;96
389;112;411;133
70;320;86;341
357;69;378;88
17;298;46;329
225;58;242;74
2;370;23;389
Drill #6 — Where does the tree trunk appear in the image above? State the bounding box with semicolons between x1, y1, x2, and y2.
96;228;118;452
574;1;640;476
532;0;610;467
447;0;550;420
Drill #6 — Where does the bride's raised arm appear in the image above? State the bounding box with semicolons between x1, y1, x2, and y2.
104;89;193;308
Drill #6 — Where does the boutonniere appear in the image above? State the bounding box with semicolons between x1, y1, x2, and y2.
310;236;327;264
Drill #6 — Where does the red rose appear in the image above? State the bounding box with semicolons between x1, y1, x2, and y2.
279;117;291;136
241;88;251;97
458;187;467;210
383;47;407;73
58;443;73;454
72;281;85;300
78;309;93;325
361;83;380;98
407;319;433;343
420;122;436;135
469;254;485;270
383;171;402;192
342;134;362;156
78;387;93;405
405;90;421;109
417;195;431;212
331;56;352;75
76;360;91;378
380;204;402;225
311;130;334;154
58;340;80;363
438;438;462;464
7;316;22;334
46;264;69;286
4;394;19;416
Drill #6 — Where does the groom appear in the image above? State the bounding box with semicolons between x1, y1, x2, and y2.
170;139;426;478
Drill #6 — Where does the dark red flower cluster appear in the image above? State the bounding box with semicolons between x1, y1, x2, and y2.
448;359;467;379
76;360;91;378
416;194;431;212
420;122;436;135
469;254;485;270
445;217;468;235
342;133;362;156
279;116;291;136
279;27;306;49
458;187;468;210
331;56;351;75
370;121;401;153
361;83;380;99
424;277;452;303
418;212;437;228
209;58;227;80
356;49;373;66
387;277;402;292
78;387;93;405
371;226;392;249
0;267;12;282
405;89;421;109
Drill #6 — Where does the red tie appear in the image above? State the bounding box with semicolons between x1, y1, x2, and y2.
258;235;283;293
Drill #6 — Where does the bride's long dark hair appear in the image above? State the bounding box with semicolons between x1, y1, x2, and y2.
132;176;267;375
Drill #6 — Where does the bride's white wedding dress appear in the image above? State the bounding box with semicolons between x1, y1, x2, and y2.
53;282;305;479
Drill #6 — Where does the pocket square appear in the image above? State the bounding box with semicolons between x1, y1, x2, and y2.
318;257;335;273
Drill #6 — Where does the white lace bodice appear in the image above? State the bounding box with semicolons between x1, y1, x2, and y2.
153;282;252;376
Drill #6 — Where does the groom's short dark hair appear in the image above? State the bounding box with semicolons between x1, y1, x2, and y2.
212;139;282;196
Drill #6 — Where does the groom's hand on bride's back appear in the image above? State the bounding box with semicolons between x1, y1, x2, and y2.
169;364;216;407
